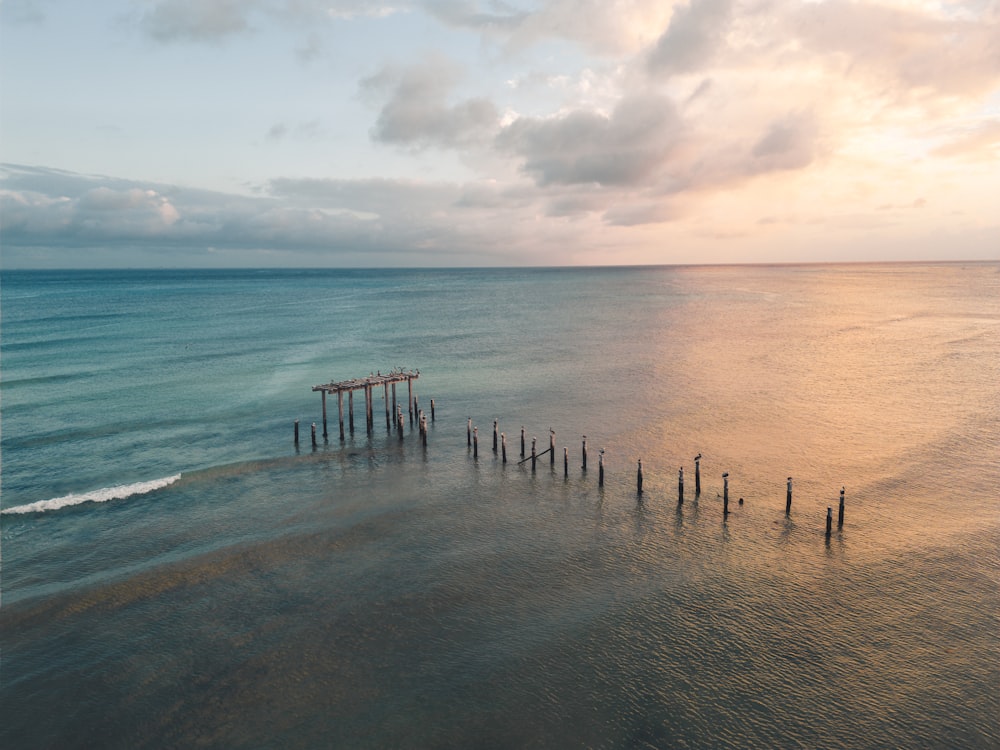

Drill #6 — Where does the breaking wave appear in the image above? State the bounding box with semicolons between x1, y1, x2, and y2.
2;475;182;515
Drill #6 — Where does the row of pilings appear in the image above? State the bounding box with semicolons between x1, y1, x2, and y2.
467;418;847;539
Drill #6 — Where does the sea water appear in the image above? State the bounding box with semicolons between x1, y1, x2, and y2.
2;265;998;748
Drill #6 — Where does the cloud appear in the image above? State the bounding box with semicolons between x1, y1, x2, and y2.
647;0;733;75
932;119;1000;160
361;55;500;149
498;94;683;186
140;0;255;42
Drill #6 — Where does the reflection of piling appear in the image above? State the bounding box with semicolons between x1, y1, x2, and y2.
826;507;833;537
786;477;793;514
678;467;684;505
723;472;730;516
582;436;588;471
599;449;605;487
637;459;643;495
838;487;845;527
501;432;507;464
694;454;702;495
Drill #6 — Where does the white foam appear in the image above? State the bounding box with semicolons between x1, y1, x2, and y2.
2;474;182;515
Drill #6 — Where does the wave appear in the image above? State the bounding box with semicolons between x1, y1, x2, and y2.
1;474;182;515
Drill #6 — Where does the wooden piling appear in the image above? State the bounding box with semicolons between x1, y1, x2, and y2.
694;453;701;495
365;385;373;435
408;377;414;425
826;507;833;537
338;391;345;441
582;436;588;471
678;467;684;504
431;398;435;421
468;418;472;447
294;419;300;444
550;430;555;466
421;414;427;447
723;472;730;515
838;487;845;527
473;427;478;458
311;422;317;448
599;449;605;487
384;382;391;431
563;446;568;477
493;419;498;453
786;477;793;514
322;391;328;439
637;458;643;495
531;437;537;471
348;391;355;434
414;394;419;424
521;426;525;458
501;432;507;464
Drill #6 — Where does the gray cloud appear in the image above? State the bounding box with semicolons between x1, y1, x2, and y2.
648;0;733;75
362;55;500;149
750;112;818;172
141;0;255;42
498;94;682;186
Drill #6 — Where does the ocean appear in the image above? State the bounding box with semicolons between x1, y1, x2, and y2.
1;264;998;748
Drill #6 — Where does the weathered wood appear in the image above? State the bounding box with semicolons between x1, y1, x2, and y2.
473;426;478;458
501;432;507;464
338;391;344;441
563;446;568;477
322;391;328;439
384;382;390;431
431;398;435;422
311;422;317;448
294;419;300;444
838;487;845;527
723;472;730;516
582;436;588;471
678;467;684;505
694;453;701;495
348;391;355;434
493;419;499;453
520;426;525;458
599;449;605;487
550;430;555;466
786;477;793;514
826;506;833;537
637;458;643;495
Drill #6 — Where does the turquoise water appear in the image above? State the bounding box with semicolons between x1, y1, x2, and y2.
2;265;998;748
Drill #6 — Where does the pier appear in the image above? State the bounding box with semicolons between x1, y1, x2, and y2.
311;369;419;440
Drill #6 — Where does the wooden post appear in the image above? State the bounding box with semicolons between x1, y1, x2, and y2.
599;449;605;487
694;453;701;495
322;390;328;439
838;487;845;527
582;436;588;471
563;446;568;477
493;419;498;453
431;398;435;421
338;391;345;441
531;437;537;471
392;382;397;423
365;385;373;435
414;394;419;424
384;382;391;432
637;458;643;495
501;432;507;464
520;426;525;458
421;414;427;446
468;418;472;447
723;472;730;515
550;430;555;465
678;467;684;505
348;390;355;434
786;477;793;514
294;419;300;444
826;506;833;537
408;377;414;425
473;427;478;458
398;406;404;440
311;422;317;448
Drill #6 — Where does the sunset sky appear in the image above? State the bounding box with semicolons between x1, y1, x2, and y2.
2;0;998;267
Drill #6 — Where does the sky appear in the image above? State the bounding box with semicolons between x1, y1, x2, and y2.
1;0;998;268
